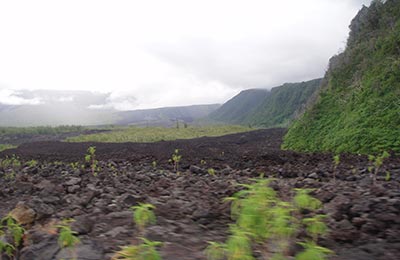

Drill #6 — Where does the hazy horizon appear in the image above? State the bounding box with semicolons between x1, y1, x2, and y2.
0;0;372;111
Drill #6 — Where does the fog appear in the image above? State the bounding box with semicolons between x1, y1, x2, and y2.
0;0;372;111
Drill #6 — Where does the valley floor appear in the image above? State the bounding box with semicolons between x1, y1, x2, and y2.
0;128;399;259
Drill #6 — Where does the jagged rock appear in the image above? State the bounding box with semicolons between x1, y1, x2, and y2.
19;236;59;260
27;198;55;220
119;193;141;206
10;202;36;225
68;185;81;193
41;195;61;204
189;165;205;174
55;241;104;260
65;177;82;186
72;215;94;235
15;181;34;194
79;190;98;207
104;226;127;238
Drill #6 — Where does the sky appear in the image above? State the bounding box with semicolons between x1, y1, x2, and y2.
0;0;372;110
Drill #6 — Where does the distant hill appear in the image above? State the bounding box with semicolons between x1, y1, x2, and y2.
0;89;219;127
207;89;269;124
115;104;220;127
283;0;400;154
0;90;116;126
206;79;321;128
245;79;322;127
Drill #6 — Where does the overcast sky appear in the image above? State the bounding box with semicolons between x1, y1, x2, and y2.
0;0;371;110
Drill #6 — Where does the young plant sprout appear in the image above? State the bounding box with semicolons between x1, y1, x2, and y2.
56;219;80;260
112;237;162;260
333;154;340;182
368;151;390;184
171;149;182;172
130;203;156;233
0;214;25;258
207;168;216;176
85;146;99;176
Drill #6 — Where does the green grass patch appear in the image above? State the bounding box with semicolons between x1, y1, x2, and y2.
0;144;17;152
65;125;253;143
0;125;85;136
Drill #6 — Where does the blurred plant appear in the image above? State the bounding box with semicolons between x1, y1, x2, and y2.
0;238;15;259
208;168;216;176
295;241;333;260
56;219;80;260
69;162;81;171
0;214;25;258
171;149;181;172
25;159;38;168
152;161;157;169
205;241;226;260
293;189;321;210
332;155;340;181
0;155;21;170
225;225;254;260
112;237;162;260
130;203;156;233
207;178;331;260
385;171;391;181
302;215;328;242
0;144;16;152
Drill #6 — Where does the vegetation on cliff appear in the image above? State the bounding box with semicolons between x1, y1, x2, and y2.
283;0;400;154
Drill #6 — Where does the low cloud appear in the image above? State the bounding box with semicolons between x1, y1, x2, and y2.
0;0;373;109
0;88;42;105
88;92;138;111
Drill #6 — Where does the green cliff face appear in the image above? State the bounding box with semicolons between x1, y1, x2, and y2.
208;89;270;125
208;79;321;128
283;0;400;154
245;79;321;128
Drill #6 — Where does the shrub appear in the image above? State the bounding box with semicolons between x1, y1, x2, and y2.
207;178;332;260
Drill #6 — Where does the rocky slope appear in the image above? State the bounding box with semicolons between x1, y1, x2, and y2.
1;129;399;260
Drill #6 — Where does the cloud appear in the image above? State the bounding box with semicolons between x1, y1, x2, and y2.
88;92;138;110
0;89;42;105
0;0;374;109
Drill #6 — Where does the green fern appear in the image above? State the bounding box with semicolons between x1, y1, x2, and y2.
1;214;25;247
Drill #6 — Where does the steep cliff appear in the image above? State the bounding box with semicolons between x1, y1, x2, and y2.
283;0;400;153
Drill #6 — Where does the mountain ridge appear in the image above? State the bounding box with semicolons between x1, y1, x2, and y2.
207;78;322;128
